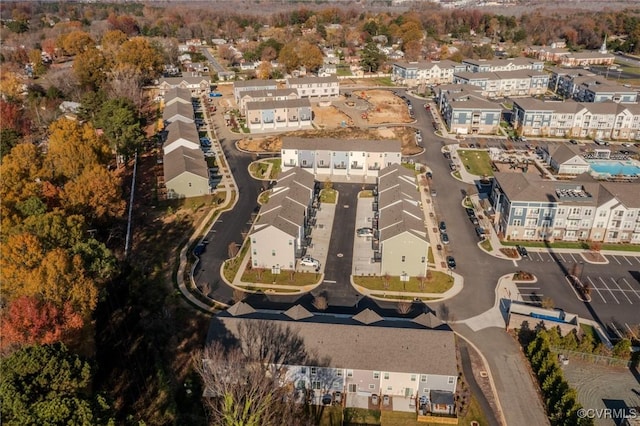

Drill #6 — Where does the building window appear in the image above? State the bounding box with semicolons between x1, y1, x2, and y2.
421;256;425;263
448;377;455;384
387;386;392;391
384;372;389;380
401;256;405;262
311;367;317;375
347;370;353;377
272;250;276;256
312;381;321;390
301;368;307;374
337;370;343;377
411;375;416;382
421;375;427;382
369;384;375;390
373;371;380;379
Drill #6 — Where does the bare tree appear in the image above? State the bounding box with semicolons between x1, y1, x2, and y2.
541;297;555;309
396;301;412;315
417;274;426;291
383;273;391;290
107;64;145;110
228;242;239;260
312;295;328;311
255;267;265;281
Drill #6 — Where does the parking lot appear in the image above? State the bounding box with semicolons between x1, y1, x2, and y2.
514;282;545;304
583;275;640;306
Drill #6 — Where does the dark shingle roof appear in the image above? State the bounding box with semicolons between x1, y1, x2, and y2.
163;101;195;122
163;146;208;181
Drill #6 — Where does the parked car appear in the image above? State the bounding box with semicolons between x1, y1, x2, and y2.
465;207;475;217
300;256;320;268
383;395;390;406
371;394;379;406
194;243;206;256
357;227;374;237
430;189;437;197
475;226;486;239
419;395;428;407
449;162;456;171
570;139;578;145
439;221;447;232
446;256;456;269
426;171;433;179
322;394;332;405
208;92;223;97
415;132;423;144
333;391;342;404
516;245;529;258
441;233;449;244
469;215;479;225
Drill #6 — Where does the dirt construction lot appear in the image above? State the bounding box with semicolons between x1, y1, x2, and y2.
562;359;640;426
355;89;413;125
312;105;354;128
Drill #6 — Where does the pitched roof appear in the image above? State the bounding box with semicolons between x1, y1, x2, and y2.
282;137;401;153
352;308;383;325
160;76;211;85
284;305;314;320
164;87;192;104
164;120;199;147
227;301;256;317
412;312;444;328
286;76;338;85
212;312;458;375
544;144;585;165
163;146;208;182
163;101;195;122
240;88;298;99
246;98;311;111
234;79;279;89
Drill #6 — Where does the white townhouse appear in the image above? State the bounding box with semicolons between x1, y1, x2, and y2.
391;60;466;87
286;76;339;99
163;87;192;107
162;120;200;155
238;88;299;112
162;101;195;124
233;79;279;103
249;168;316;270
280;137;402;179
158;75;211;96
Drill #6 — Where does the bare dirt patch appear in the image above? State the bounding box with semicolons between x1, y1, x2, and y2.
354;89;413;125
237;126;421;156
312;105;354;128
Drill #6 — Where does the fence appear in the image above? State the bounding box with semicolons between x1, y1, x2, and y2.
550;346;632;368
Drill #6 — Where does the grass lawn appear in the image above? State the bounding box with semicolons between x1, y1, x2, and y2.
249;159;281;180
241;268;321;286
343;407;381;425
380;412;420;425
353;271;454;293
319;406;345;426
320;188;337;204
337;65;352;77
458;150;494;177
459;392;490;426
502;240;640;252
373;76;394;86
427;247;434;264
453;171;461;179
580;323;602;344
480;239;492;251
359;190;374;198
463;197;473;208
222;242;249;282
258;190;270;204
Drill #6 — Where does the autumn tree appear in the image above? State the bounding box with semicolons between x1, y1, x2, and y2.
0;144;43;227
115;36;163;84
62;164;126;223
0;297;83;351
45;118;111;181
278;40;323;72
0;343;113;424
256;60;272;79
106;64;145;110
360;41;384;72
57;30;95;56
0;232;43;301
73;46;107;90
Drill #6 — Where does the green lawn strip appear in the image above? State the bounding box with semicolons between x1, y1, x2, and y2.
373;76;394;86
342;407;381;425
502;240;640;252
480;239;493;251
353;271;453;293
380;411;421;426
235;285;299;294
458;392;490;425
359;190;374;198
580;323;602;344
265;158;281;178
320;188;337;204
240;268;320;286
427;247;434;264
258;191;270;204
457;150;494;177
453;171;461;179
318;406;347;426
222;241;250;282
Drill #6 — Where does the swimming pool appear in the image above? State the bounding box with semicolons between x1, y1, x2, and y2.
588;160;640;176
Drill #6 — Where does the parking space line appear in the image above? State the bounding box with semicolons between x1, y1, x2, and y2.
599;277;620;304
610;278;633;304
558;253;567;263
622;256;633;265
611;256;622;265
634;257;640;265
587;277;607;303
620;277;640;302
568;253;577;263
536;252;544;262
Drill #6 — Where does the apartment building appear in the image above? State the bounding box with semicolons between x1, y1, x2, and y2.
436;85;502;135
280;137;402;179
375;165;429;277
286;76;340;99
489;172;640;244
245;98;313;133
452;69;549;98
548;69;637;103
233;79;279;103
208;305;458;414
512;98;640;140
391;60;466;87
250;168;317;270
461;57;544;73
560;51;615;67
238;88;299;112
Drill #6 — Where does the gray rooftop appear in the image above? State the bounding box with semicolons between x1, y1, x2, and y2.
163;101;195;122
164;87;192;104
234;79;279;89
393;59;463;70
286;76;339;86
455;69;548;81
160;75;211;85
163;120;199;147
462;57;542;67
163;146;208;182
240;88;298;99
282;137;401;153
246;98;311;111
210;310;458;376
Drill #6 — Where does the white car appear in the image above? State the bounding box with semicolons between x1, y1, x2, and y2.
300;256;320;268
356;227;374;237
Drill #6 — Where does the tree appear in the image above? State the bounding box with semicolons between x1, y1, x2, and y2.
297;41;323;72
277;43;300;72
0;233;43;302
57;30;95;56
73;47;107;90
0;297;83;351
612;338;631;359
115;37;163;84
396;301;411;315
0;343;112;425
0;129;22;160
403;39;422;61
62;164;126;222
22;210;86;250
106;64;145;109
256;61;272;80
360;42;384;72
312;295;328;310
45;118;111;181
195;321;315;426
94;98;145;163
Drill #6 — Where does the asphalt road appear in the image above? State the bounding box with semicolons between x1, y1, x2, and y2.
200;46;225;74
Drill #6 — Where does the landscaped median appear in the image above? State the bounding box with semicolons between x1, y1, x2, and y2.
353;271;454;295
248;158;281;180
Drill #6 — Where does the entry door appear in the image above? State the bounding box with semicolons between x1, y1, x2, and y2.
348;384;357;393
405;388;412;397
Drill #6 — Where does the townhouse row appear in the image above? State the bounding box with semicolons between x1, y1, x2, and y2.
158;75;212;96
548;68;638;104
209;304;458;415
512;98;640;140
489;172;640;244
161;88;212;199
233;76;339;103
